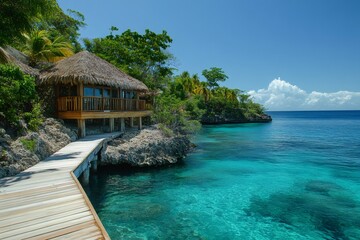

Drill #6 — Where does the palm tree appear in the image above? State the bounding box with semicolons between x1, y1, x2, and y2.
179;71;194;94
22;29;74;66
193;82;211;101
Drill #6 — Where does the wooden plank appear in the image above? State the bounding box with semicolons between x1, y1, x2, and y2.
3;218;95;240
0;194;84;218
28;221;100;240
0;206;90;233
0;184;76;202
79;232;105;240
0;174;73;189
0;199;86;226
0;182;75;199
51;225;100;240
0;211;91;237
0;179;75;194
0;188;80;210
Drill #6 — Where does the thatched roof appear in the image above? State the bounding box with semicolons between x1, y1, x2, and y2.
39;51;149;91
0;47;39;76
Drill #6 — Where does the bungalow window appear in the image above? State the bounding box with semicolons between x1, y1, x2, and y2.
103;88;110;98
94;88;102;97
59;85;77;96
125;91;134;99
84;87;94;96
111;88;118;98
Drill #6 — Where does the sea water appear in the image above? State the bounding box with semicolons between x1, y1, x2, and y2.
83;111;360;240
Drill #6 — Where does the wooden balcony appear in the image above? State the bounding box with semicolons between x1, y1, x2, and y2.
57;96;152;120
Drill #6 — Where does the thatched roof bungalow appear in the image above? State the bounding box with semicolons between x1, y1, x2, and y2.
39;51;152;137
39;51;148;91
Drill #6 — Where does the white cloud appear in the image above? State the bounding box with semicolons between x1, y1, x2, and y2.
248;78;360;111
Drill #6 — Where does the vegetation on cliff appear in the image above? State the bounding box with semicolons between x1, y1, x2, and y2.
0;65;42;131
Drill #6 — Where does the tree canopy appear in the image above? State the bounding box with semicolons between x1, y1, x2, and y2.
202;67;228;90
84;28;174;90
0;0;85;51
0;0;56;46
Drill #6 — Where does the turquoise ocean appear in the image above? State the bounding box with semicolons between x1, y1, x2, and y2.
84;111;360;240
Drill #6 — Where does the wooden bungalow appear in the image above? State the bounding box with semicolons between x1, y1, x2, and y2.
39;51;152;137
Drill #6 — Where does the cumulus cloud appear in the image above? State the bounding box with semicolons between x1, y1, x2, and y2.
248;78;360;111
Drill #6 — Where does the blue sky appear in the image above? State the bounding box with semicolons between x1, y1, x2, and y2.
58;0;360;110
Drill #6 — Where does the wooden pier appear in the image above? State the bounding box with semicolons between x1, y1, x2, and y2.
0;132;120;239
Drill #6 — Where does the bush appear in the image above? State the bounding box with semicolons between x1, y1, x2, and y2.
0;64;42;131
20;138;37;152
152;94;201;135
22;102;43;131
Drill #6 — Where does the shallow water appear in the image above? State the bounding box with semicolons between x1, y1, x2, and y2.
83;111;360;240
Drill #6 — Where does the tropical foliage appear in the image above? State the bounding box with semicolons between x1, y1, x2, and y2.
84;28;174;90
35;7;86;52
0;65;42;130
0;0;56;46
22;29;74;66
152;94;202;136
166;68;266;125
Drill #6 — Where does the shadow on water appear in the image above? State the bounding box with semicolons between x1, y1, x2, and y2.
244;180;360;239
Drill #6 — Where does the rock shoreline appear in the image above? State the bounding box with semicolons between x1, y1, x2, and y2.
201;114;272;125
0;118;78;178
0;122;192;179
102;126;192;167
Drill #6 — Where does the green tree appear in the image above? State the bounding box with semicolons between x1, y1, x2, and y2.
22;29;74;67
36;8;86;52
152;94;201;136
0;0;56;46
171;71;196;99
84;28;174;89
202;67;228;90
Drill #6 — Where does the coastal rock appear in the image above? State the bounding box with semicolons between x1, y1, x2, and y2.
201;113;272;124
103;126;191;167
0;118;77;178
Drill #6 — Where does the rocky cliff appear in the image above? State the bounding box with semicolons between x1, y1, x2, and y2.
0;118;77;178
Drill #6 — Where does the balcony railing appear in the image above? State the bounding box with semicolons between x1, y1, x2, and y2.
58;96;147;112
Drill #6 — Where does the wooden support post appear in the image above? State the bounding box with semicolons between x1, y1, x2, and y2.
109;118;114;132
138;116;142;130
78;119;86;138
136;92;140;110
81;166;90;184
91;156;98;173
130;117;134;128
120;118;125;132
78;82;84;111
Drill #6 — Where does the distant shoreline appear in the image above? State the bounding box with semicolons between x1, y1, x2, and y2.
267;110;360;112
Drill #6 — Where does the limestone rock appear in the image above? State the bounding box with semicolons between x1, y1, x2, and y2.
0;118;78;178
103;126;191;167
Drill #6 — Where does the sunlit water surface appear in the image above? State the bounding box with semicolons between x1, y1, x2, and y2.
83;111;360;240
